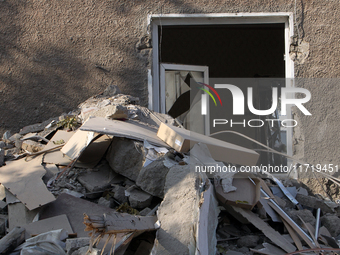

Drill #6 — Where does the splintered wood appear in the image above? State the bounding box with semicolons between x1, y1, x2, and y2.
83;213;157;254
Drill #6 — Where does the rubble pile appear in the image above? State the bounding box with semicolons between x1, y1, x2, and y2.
0;87;340;254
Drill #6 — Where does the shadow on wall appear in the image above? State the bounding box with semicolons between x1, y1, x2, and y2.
0;0;207;136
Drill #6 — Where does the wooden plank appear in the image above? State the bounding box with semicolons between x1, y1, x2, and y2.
230;206;296;253
282;218;303;251
104;214;157;234
268;201;316;249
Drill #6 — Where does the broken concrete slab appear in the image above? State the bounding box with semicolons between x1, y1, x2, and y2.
0;155;55;210
106;137;145;181
80;117;169;148
7;202;40;231
321;214;340;237
126;186;153;209
42;163;59;184
39;193;118;237
196;177;219;255
153;165;198;255
22;214;73;239
77;160;120;193
136;157;172;198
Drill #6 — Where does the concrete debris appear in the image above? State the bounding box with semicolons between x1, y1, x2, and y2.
106;137;146;181
126;186;153;209
286;209;316;227
0;89;339;255
139;207;152;216
321;214;340;237
111;184;128;204
97;197;111;208
136;155;174;198
237;235;260;248
21;139;45;152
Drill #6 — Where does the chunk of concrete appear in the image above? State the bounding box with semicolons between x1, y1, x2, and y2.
136;157;171;198
98;197;111;208
66;237;91;255
106;137;145;181
111;184;128;204
237;235;260;248
296;193;334;213
21;140;45;153
127;187;152;209
321;215;340;237
0;214;8;236
7;202;40;231
82;105;128;121
154;165;198;255
77;161;120;193
286;209;316;227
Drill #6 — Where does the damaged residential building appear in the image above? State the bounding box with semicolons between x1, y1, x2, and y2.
0;0;340;255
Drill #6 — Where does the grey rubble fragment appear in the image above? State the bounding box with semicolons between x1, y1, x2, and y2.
136;156;172;198
98;197;111;208
237;235;260;248
295;193;334;213
19;117;59;135
111;184;128;204
82;105;128;122
77;161;119;192
286;209;316;227
126;186;152;209
153;165;198;255
106;137;145;181
21;140;45;153
321;214;340;237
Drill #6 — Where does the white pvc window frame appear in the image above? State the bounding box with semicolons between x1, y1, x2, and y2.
148;12;294;157
160;63;209;134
